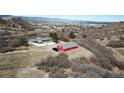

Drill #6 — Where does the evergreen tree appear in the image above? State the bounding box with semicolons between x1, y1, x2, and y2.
49;32;58;43
49;32;53;37
20;38;29;46
52;32;58;43
69;32;75;39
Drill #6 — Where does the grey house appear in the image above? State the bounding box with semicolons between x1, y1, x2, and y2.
28;36;55;46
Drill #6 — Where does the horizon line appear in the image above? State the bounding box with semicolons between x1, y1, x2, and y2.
1;15;124;22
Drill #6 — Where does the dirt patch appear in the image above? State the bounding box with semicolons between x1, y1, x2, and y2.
66;46;94;60
115;48;124;56
111;48;124;63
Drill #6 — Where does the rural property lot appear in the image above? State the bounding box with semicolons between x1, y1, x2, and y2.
0;45;94;77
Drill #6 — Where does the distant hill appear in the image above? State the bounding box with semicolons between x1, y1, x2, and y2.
10;17;34;30
0;15;11;18
0;15;34;31
20;16;73;23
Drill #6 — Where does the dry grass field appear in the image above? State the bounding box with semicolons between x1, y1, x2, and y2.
0;46;57;77
0;45;96;77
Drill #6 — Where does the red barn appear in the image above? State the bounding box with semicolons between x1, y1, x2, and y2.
57;42;78;52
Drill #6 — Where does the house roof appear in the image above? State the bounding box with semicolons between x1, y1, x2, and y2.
59;42;78;49
28;36;52;42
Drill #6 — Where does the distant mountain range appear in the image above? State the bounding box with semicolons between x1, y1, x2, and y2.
20;16;111;25
0;15;111;25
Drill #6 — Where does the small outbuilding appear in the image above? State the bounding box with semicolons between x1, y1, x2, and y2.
57;42;78;52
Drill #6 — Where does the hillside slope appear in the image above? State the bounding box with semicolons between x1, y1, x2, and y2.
0;16;34;31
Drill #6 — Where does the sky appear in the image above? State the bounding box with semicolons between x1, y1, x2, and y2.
1;0;124;15
0;0;124;22
35;15;124;22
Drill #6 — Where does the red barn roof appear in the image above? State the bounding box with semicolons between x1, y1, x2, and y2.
57;42;78;52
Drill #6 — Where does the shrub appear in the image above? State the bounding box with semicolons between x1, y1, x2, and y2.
71;61;124;78
73;72;82;78
36;53;71;71
113;61;124;70
49;32;53;37
89;57;97;64
9;39;21;47
112;73;124;78
0;47;15;53
119;37;124;41
36;53;71;78
49;32;58;43
0;34;28;50
107;41;124;48
78;40;113;70
0;40;8;48
71;62;91;73
0;31;11;36
84;70;103;78
59;35;70;42
83;34;87;38
49;68;69;78
71;62;114;78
